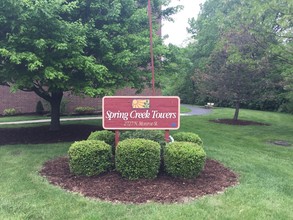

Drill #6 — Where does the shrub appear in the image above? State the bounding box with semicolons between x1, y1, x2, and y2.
88;130;115;146
120;130;165;147
74;106;95;115
172;132;203;146
115;138;161;180
164;142;206;179
68;140;113;176
3;108;17;116
36;101;44;114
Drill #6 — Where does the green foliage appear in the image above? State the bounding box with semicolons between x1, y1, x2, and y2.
0;0;179;130
179;0;293;114
279;97;293;114
172;132;203;146
160;44;205;105
164;142;206;179
87;130;115;146
35;101;44;115
120;130;165;147
74;106;96;115
68;140;113;176
3;108;17;116
115;138;161;180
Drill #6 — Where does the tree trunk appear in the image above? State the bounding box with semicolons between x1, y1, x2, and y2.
49;91;63;131
233;101;240;121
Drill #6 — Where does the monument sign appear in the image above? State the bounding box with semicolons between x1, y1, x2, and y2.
102;96;180;130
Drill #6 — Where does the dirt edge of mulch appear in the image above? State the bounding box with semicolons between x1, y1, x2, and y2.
40;157;239;204
210;118;270;126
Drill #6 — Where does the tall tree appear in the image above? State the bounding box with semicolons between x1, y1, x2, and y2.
160;44;195;102
0;0;178;130
255;0;293;112
203;27;270;120
185;0;292;113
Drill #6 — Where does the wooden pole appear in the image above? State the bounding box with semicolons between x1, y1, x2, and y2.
115;130;120;147
165;130;170;143
147;0;155;96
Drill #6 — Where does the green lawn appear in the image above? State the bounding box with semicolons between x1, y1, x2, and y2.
0;115;48;123
1;108;292;219
0;115;99;123
180;105;192;113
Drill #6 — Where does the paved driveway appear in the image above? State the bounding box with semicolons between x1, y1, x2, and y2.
181;104;212;116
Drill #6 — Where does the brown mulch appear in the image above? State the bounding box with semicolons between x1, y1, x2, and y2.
210;118;270;126
269;140;292;147
1;124;238;204
40;157;238;204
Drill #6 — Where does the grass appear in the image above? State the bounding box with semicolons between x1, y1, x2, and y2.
180;105;192;113
0;107;293;219
0;115;49;123
0;114;100;123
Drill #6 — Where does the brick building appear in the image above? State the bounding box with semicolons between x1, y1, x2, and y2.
0;86;161;115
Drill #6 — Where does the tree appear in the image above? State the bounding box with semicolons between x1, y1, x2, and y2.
0;0;178;130
202;27;271;120
160;44;195;103
184;0;292;113
255;0;293;112
184;0;249;106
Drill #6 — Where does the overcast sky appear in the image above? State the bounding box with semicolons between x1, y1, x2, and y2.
162;0;206;46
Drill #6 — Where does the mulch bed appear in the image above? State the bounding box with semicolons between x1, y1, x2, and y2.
40;157;238;204
1;124;238;204
210;118;270;126
269;140;292;147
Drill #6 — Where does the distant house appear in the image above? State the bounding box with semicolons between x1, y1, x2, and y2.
0;86;161;115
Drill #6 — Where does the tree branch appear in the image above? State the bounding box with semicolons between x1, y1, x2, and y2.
31;86;51;102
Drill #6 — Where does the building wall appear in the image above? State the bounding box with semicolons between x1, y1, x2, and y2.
0;86;161;115
0;86;41;114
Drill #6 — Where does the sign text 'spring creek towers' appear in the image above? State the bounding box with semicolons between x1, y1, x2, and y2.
102;96;180;130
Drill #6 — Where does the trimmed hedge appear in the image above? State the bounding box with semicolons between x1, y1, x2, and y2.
164;142;206;179
120;130;165;147
115;138;161;180
74;106;95;114
87;130;115;146
68;140;113;176
172;132;203;146
3;108;17;116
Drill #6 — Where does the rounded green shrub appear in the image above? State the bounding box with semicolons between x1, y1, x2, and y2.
172;132;203;146
120;130;165;147
3;108;17;116
87;130;115;146
115;138;161;180
74;106;95;115
68;140;113;176
164;142;206;179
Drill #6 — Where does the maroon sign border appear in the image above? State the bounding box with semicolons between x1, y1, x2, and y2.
102;96;180;130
